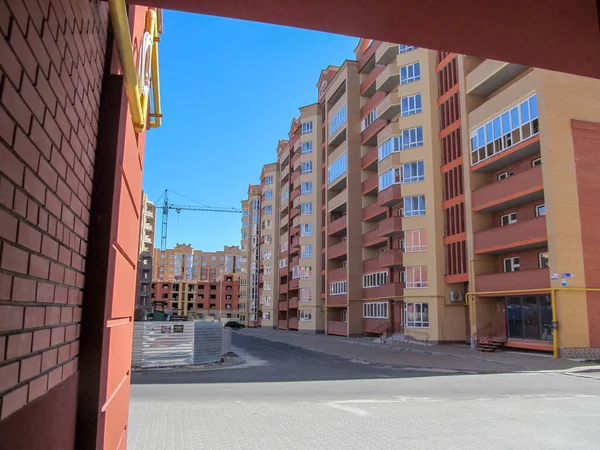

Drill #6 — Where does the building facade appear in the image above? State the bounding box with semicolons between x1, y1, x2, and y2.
135;192;157;317
239;185;262;327
259;163;279;327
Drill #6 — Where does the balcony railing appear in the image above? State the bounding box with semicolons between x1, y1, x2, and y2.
379;248;403;267
289;278;299;290
362;174;378;196
361;118;386;147
378;216;402;237
363;257;380;273
375;42;399;66
327;320;348;336
288;297;299;308
327;293;348;307
328;266;347;282
280;283;288;294
378;184;403;207
363;202;386;222
360;65;385;97
328;215;347;236
328;240;348;259
364;282;404;299
474;217;547;254
278;319;288;330
289;206;300;220
376;63;399;93
279;300;288;311
475;268;550;292
361;146;378;170
290;188;301;202
363;228;386;248
377;90;400;121
288;317;299;329
471;165;544;213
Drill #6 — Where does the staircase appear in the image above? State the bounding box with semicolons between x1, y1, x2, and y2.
473;323;507;353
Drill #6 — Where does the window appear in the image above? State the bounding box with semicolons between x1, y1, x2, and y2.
539;252;549;269
279;258;287;268
403;195;426;217
531;157;542;167
300;288;311;302
301;141;313;154
240;278;247;287
301;202;313;215
378;127;424;161
535;204;546;217
264;190;273;200
501;212;517;226
399;44;417;54
363;271;388;288
363;302;388;319
264;281;271;291
301;161;313;174
265;205;272;214
470;94;539;166
300;223;312;237
300;244;312;258
405;266;428;288
264;235;272;244
329;104;347;136
264;265;272;275
262;312;271;320
401;94;422;116
330;281;347;295
242;210;248;217
300;310;312;321
328;153;348;183
301;181;313;195
378;161;425;191
281;189;289;203
404;303;429;327
262;220;272;229
504;257;520;272
404;229;426;252
302;121;313;134
361;108;377;131
262;250;272;260
265;176;273;185
292;266;312;279
400;62;420;85
498;170;514;180
280;241;288;252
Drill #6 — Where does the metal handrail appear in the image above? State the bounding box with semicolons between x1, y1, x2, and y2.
405;329;430;346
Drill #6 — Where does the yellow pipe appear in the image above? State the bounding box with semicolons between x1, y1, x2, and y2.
551;289;558;359
107;0;145;132
150;32;163;128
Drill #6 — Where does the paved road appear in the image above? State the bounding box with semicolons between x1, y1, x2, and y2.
128;333;600;449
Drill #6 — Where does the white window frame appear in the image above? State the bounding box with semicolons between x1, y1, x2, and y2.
301;161;313;174
501;212;517;226
262;311;271;320
300;287;312;302
497;170;514;180
301;202;313;215
300;244;312;258
503;257;520;272
328;153;348;184
377;127;424;161
279;259;287;269
532;157;542;167
329;104;347;136
264;205;272;214
330;281;348;295
399;44;417;54
301;181;313;195
378;161;425;191
535;204;546;217
538;252;549;269
264;281;271;291
404;303;429;328
405;266;428;288
301;141;313;154
262;250;272;260
403;195;426;217
300;223;312;237
400;62;421;85
363;302;388;319
404;229;426;252
265;176;273;185
264;265;272;275
300;310;312;321
401;94;422;117
264;190;273;200
363;271;389;288
301;122;313;135
361;108;377;131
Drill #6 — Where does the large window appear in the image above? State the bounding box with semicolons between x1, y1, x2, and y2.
265;176;273;185
262;250;272;260
281;189;289;204
363;271;388;288
328;153;348;183
401;94;422;117
300;288;311;302
403;195;426;217
329;104;347;136
264;205;272;214
378;161;425;191
301;202;312;215
400;62;420;85
404;229;426;252
506;295;552;341
301;181;313;195
378;127;424;161
405;266;428;288
300;223;312;237
330;281;347;295
404;303;429;327
470;94;539;166
292;265;312;279
363;302;388;319
361;108;377;131
301;161;313;174
300;244;312;258
301;141;313;154
262;312;271;320
399;44;417;54
264;190;272;200
302;121;313;134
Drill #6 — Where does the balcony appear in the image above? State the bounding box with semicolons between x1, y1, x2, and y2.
472;136;541;173
289;296;299;308
474;217;547;254
329;122;347;149
278;319;288;330
361;145;378;171
362;174;378;196
290;225;300;236
363;202;386;222
472;165;544;213
145;210;154;219
328;240;348;260
376;64;399;93
378;184;402;207
289;278;299;290
279;266;288;277
290;235;299;254
290;188;300;202
280;214;289;231
360;65;385;97
377;90;400;121
361;118;386;146
466;59;529;97
364;282;404;299
363;228;387;248
280;283;288;295
143;235;152;244
378;216;402;237
290;256;299;267
291;151;300;167
328;189;348;213
327;320;348;336
476;268;550;292
327;293;348;307
288;317;299;329
144;223;153;232
289;206;300;220
290;170;300;183
328;215;347;236
375;42;399;66
280;163;290;182
379;248;403;267
363;257;380;273
328;266;347;282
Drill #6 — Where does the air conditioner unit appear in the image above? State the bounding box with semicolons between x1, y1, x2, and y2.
342;261;348;268
449;291;464;304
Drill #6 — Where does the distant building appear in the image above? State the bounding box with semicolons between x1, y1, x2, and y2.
135;192;157;318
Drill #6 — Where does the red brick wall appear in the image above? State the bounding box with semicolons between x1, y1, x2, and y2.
0;0;108;428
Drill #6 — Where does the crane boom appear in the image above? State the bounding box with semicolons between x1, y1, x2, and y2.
155;189;242;280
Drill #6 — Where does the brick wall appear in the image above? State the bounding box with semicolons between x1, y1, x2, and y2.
0;0;108;422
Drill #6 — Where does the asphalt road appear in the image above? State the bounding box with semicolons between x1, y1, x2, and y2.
128;333;600;449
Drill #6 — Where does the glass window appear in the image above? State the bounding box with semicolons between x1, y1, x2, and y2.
300;223;312;237
399;44;417;54
401;94;422;116
301;202;312;215
539;252;549;269
506;297;524;339
301;122;313;134
301;161;313;174
329;104;347;136
301;181;313;195
404;303;429;327
301;141;313;154
264;190;272;200
328;153;348;183
265;176;273;185
503;257;520;272
535;204;546;217
403;195;426;217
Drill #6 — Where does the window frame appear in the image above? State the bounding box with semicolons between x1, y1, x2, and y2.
404;302;429;328
503;257;520;272
501;212;518;226
363;302;389;319
535;204;546;217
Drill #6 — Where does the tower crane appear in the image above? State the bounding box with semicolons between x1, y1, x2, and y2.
155;189;243;277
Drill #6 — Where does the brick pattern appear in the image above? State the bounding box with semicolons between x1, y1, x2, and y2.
0;0;108;420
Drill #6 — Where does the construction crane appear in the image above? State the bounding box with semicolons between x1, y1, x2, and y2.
155;189;243;277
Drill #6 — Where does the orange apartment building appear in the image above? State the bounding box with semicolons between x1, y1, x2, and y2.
135;191;157;318
239;184;262;327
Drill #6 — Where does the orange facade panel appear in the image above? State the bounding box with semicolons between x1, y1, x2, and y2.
474;217;547;254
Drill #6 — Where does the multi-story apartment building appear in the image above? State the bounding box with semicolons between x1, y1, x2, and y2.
150;275;240;319
135;192;157;318
240;185;262;327
152;244;242;282
259;163;279;328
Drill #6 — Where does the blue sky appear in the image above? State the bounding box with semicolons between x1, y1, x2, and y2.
143;11;357;251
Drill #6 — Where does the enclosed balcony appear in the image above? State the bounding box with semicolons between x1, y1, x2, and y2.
328;240;348;260
279;265;288;277
328;215;347;236
363;202;386;222
474;217;547;254
376;64;399;93
375;42;399;66
363;228;387;248
327;321;348;336
472;136;541;173
378;184;402;207
379;248;403;267
472;165;544;213
475;268;550;292
362;173;378;196
378;216;402;237
466;59;529;97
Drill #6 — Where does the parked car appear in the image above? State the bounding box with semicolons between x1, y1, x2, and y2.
224;321;245;329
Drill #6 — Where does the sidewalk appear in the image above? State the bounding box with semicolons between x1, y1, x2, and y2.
238;327;598;374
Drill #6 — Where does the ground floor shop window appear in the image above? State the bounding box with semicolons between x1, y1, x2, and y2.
506;295;552;341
